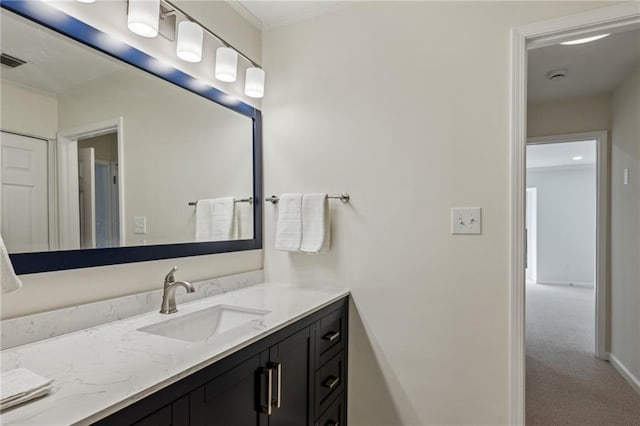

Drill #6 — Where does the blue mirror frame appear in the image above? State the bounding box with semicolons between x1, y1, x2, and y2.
1;1;263;274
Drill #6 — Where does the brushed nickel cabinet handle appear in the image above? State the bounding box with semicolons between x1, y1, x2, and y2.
270;362;282;408
260;367;273;415
323;331;341;342
323;375;340;390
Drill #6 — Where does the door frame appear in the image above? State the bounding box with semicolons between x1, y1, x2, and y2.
528;131;609;361
509;3;640;424
58;117;125;246
525;187;537;283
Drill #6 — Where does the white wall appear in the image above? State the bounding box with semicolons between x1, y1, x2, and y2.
0;80;58;139
610;61;640;382
527;165;596;286
262;2;611;424
1;0;262;320
528;94;612;138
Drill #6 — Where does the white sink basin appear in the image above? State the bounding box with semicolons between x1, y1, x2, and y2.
138;305;270;342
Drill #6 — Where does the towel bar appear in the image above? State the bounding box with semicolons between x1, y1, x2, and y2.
265;193;350;204
188;197;253;206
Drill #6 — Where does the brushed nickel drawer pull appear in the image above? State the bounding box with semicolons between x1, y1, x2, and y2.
260;367;273;415
323;375;340;390
323;331;341;342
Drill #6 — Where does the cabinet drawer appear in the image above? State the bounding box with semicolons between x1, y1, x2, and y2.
316;307;346;366
315;351;345;415
315;392;345;426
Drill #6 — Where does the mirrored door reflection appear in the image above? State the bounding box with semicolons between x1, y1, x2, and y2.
77;132;120;249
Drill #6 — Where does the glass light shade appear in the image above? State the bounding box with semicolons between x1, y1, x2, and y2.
176;21;203;63
76;0;96;3
245;67;265;98
215;47;238;82
127;0;160;38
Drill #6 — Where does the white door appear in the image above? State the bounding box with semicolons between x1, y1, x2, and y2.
78;147;96;249
0;131;49;253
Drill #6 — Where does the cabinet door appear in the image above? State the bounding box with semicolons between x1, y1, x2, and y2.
268;327;312;426
190;353;266;426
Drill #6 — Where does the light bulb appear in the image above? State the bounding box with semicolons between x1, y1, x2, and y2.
215;47;238;83
245;67;265;98
177;21;203;63
127;0;160;38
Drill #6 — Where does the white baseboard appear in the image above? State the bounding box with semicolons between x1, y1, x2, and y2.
609;353;640;396
536;280;594;288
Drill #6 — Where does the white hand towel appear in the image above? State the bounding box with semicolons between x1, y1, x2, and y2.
233;202;253;240
275;193;303;252
1;234;22;294
300;193;330;253
196;198;235;242
0;368;53;411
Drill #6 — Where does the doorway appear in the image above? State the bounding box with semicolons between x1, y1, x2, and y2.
58;118;124;249
510;4;640;424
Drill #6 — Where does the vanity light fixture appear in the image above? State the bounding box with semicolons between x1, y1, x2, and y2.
129;0;266;97
561;34;610;45
215;47;239;82
127;0;160;38
176;21;203;63
572;156;583;161
245;67;265;98
76;0;96;3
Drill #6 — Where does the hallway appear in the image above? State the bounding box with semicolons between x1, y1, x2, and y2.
526;283;640;425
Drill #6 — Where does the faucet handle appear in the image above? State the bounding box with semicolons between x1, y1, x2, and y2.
164;266;178;285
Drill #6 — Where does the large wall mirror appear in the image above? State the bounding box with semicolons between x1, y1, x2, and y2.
0;1;262;274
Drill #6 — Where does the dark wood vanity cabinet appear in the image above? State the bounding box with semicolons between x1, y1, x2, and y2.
95;297;348;426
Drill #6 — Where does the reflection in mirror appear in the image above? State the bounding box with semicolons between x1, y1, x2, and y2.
0;8;254;254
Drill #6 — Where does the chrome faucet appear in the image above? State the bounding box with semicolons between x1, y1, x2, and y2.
160;267;195;314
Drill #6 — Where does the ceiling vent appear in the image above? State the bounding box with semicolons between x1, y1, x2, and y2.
1;53;27;69
546;68;568;81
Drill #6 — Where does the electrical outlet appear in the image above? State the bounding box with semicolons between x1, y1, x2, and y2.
134;216;147;234
451;207;482;235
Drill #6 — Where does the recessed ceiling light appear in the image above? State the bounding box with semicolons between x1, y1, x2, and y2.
572;156;583;161
561;34;610;45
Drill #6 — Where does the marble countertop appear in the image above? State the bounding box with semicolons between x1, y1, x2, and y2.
0;283;349;425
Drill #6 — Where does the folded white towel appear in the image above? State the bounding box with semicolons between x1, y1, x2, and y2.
1;234;22;294
0;368;53;411
275;193;303;252
196;197;235;242
300;193;330;253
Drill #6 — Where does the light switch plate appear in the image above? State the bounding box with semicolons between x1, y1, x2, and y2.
451;207;482;235
134;216;147;235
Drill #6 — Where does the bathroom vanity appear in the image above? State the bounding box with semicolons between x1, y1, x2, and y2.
0;284;349;426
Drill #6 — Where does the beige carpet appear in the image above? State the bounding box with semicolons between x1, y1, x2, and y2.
526;283;640;426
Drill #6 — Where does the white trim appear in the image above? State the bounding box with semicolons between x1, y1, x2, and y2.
224;0;262;30
510;4;640;424
57;134;80;250
535;281;594;288
609;354;640;396
527;130;609;360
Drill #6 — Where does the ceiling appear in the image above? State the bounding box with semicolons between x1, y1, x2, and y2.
528;28;640;102
527;140;596;169
0;10;123;95
232;1;345;30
